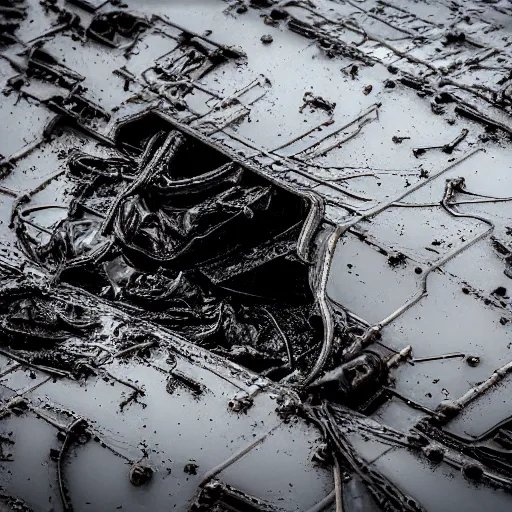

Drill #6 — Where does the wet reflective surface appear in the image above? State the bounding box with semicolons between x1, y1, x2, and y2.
2;0;512;510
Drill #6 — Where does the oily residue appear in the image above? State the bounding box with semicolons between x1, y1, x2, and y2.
2;0;512;511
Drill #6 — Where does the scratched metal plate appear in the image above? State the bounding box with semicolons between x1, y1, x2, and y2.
1;0;512;511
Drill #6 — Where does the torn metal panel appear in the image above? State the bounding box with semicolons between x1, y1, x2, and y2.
2;0;512;511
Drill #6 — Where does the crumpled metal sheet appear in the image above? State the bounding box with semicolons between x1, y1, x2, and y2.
2;0;512;511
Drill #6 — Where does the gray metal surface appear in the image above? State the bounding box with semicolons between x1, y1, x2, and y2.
1;0;512;510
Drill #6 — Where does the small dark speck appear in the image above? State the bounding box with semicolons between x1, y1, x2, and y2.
493;286;507;297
